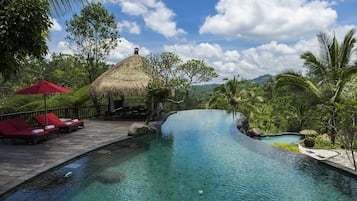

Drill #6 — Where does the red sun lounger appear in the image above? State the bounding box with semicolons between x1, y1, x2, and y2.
0;118;52;144
33;113;84;133
11;118;59;138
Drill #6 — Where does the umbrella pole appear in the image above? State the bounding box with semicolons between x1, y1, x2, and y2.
44;94;48;126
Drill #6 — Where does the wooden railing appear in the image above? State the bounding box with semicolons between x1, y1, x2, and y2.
0;105;108;126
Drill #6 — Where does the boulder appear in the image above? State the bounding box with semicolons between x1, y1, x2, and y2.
128;123;157;136
248;127;263;137
236;115;249;135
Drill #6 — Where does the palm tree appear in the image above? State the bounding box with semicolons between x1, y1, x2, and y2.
48;0;85;16
276;28;357;144
209;75;261;121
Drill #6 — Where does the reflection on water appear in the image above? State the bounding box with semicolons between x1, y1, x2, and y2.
2;110;357;201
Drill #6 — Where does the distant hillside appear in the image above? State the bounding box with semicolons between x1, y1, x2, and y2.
250;74;272;85
191;74;272;98
191;84;219;98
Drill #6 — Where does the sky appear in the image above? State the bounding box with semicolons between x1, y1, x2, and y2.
48;0;357;83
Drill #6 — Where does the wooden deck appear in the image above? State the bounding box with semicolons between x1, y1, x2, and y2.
0;119;142;196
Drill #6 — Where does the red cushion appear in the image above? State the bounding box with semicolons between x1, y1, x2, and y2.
9;118;31;130
47;113;66;125
33;113;83;131
0;120;18;134
34;113;66;127
0;119;48;136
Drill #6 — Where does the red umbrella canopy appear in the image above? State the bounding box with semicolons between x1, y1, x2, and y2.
15;80;72;94
15;80;73;125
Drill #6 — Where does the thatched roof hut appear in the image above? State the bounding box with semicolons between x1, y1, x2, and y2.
299;129;318;136
89;48;151;97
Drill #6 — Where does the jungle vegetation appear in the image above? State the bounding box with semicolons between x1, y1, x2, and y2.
1;1;356;168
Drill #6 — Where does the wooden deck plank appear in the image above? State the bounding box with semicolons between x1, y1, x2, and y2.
0;119;139;196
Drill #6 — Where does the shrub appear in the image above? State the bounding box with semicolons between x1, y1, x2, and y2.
314;135;339;149
272;142;300;153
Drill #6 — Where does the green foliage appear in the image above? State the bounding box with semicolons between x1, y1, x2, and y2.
275;29;357;144
3;54;91;89
144;52;218;110
272;142;301;153
0;94;41;114
48;0;85;17
313;135;339;149
66;2;118;83
47;53;90;87
208;75;262;123
0;0;52;79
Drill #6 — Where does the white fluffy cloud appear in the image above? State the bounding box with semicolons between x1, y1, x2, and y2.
117;0;185;38
55;41;73;54
117;20;141;34
163;38;321;81
199;0;337;41
107;38;150;64
50;18;62;32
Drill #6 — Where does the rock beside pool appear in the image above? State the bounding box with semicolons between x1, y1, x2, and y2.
249;127;263;137
128;123;157;136
236;115;249;135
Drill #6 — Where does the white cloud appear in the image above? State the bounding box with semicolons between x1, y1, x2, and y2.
163;39;312;81
199;0;337;41
50;18;62;32
120;1;147;15
117;0;186;38
117;20;141;34
107;38;150;64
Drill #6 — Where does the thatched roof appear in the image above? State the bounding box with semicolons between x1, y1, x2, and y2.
89;48;151;97
299;129;318;135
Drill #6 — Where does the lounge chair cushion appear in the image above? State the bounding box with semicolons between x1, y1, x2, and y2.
32;129;45;134
45;125;55;129
0;119;48;137
33;113;84;133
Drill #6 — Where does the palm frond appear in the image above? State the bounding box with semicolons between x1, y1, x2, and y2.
48;0;86;16
276;72;322;99
339;28;356;69
317;32;332;66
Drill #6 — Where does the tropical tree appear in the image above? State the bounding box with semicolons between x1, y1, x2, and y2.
66;2;119;114
142;52;218;123
48;0;85;16
0;0;52;79
46;53;87;88
0;0;88;81
276;29;357;144
66;2;119;83
208;75;262;122
144;52;218;108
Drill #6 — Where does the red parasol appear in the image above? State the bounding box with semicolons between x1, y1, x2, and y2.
15;80;73;125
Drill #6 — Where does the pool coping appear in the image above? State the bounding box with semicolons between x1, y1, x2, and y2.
253;132;357;178
0;116;168;199
298;144;357;178
0;135;132;197
2;114;357;198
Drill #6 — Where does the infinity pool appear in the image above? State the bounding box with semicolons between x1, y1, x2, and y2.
2;110;357;200
259;134;304;144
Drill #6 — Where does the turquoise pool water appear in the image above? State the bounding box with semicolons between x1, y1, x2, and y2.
3;110;357;200
259;134;304;144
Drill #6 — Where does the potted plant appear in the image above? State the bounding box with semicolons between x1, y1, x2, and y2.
303;135;316;147
300;129;318;148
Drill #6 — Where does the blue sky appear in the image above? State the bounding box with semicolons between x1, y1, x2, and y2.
48;0;357;83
